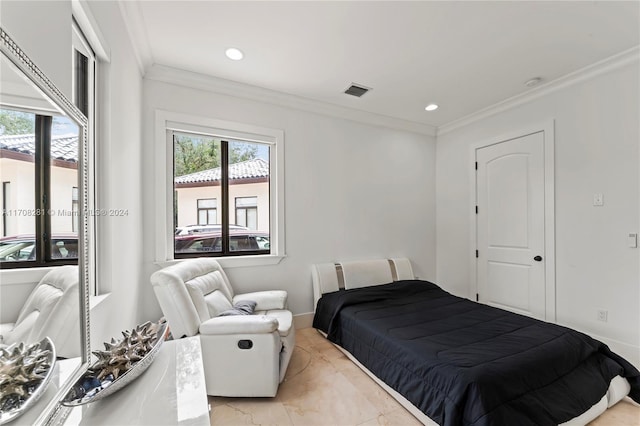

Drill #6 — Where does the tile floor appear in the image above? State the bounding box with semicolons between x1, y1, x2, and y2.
209;328;640;426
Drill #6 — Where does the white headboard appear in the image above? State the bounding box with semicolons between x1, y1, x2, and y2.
311;258;414;309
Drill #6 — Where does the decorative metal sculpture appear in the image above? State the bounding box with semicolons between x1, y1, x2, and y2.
61;320;168;406
0;337;56;424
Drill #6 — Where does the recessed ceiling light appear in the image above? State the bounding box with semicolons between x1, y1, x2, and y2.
524;77;543;87
225;48;244;61
425;104;439;111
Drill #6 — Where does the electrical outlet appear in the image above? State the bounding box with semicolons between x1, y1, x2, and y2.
596;309;608;322
593;193;604;206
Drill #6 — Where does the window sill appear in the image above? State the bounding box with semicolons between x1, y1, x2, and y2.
155;254;286;269
0;267;59;284
90;293;110;310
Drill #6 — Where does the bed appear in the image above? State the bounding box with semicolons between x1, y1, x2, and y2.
311;258;640;426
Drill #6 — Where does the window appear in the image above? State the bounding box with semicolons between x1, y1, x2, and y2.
173;131;270;257
72;22;95;120
156;112;285;266
0;108;79;267
71;17;101;294
197;198;217;225
235;197;258;230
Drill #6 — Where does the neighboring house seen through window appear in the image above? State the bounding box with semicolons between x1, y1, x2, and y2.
0;109;80;266
173;131;271;257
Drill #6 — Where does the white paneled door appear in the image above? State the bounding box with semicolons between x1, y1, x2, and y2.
476;132;546;320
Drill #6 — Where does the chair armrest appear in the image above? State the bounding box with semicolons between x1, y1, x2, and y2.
199;315;278;335
233;291;287;311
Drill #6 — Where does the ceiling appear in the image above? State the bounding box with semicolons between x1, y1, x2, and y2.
125;1;640;129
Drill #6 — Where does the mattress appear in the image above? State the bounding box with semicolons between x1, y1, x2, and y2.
313;280;640;426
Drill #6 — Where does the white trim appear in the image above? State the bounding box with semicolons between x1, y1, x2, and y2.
469;121;556;321
146;64;437;137
439;46;640;136
116;0;153;74
154;110;286;267
293;312;314;330
89;293;109;310
0;94;58;114
70;17;101;297
542;122;556;323
0;267;56;285
71;0;110;62
71;1;111;296
154;255;285;270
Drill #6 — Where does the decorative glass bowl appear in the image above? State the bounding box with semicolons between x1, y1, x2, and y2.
0;337;56;425
61;320;169;406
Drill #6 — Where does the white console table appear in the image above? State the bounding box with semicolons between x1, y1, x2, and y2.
63;336;209;426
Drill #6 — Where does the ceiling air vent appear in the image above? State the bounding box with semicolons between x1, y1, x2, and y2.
344;83;371;97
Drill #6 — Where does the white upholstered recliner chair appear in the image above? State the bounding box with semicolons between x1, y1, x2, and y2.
0;265;80;359
150;258;295;397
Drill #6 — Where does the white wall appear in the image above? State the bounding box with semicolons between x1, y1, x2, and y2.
0;0;72;99
141;77;437;319
436;62;640;365
83;0;144;348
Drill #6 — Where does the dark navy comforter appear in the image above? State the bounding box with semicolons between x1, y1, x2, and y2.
313;280;640;426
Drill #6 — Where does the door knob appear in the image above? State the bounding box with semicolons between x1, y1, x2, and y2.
534;255;543;262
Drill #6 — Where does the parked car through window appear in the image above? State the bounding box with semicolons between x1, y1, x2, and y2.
0;234;78;263
175;231;269;254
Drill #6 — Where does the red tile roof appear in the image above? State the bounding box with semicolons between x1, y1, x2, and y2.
0;133;78;162
175;158;269;184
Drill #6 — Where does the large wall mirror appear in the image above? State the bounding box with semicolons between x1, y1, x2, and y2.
0;27;90;425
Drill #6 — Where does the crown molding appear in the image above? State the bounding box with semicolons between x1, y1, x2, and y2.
72;0;110;62
117;0;153;75
437;45;640;136
145;65;437;137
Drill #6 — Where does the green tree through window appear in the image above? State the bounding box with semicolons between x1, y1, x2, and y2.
0;110;36;135
174;135;258;176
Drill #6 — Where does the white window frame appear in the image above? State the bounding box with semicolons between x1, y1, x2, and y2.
72;1;110;296
154;110;285;268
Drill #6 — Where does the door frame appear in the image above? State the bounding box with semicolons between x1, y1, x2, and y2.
469;120;556;322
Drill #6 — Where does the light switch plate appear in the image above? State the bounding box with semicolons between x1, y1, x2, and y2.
629;233;638;248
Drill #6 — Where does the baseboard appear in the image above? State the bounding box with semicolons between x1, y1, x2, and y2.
293;312;314;329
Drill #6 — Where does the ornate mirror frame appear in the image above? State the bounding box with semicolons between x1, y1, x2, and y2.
0;27;90;425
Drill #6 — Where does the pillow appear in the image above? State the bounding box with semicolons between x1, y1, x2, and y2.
218;300;257;317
